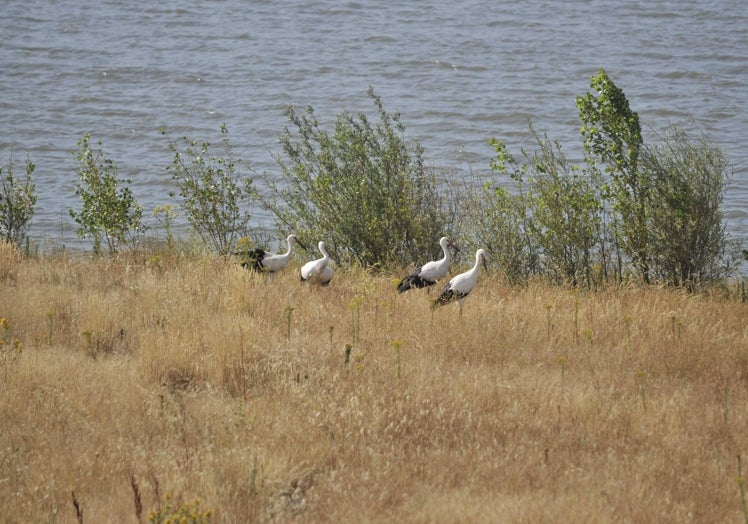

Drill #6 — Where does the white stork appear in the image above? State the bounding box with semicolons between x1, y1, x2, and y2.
254;234;304;273
432;249;487;312
397;236;459;293
300;241;333;286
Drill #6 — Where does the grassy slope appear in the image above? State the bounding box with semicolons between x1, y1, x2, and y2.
1;242;747;523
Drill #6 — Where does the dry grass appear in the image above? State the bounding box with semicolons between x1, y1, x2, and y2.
1;240;747;523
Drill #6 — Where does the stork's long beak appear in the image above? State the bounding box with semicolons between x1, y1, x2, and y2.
451;242;461;254
296;239;309;251
481;256;488;272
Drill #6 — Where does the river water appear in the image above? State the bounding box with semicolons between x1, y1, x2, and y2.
2;0;747;250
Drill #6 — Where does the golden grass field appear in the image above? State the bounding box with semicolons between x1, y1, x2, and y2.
1;240;747;523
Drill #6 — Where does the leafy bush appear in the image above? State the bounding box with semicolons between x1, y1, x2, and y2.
464;139;538;285
522;132;604;287
576;69;741;287
642;125;740;287
464;181;536;285
474;69;738;289
266;88;451;269
164;125;257;255
70;135;144;255
477;130;604;287
0;150;36;250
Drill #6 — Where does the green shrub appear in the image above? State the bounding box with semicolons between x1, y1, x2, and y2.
475;70;738;289
522;132;604;287
0;150;36;250
70;135;144;255
576;69;741;287
478;129;604;287
642;125;741;287
266;88;450;269
464;182;535;285
164;124;257;256
464;139;538;285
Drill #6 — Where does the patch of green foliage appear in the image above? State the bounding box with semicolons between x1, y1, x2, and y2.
0;150;36;251
70;135;144;255
473;68;739;289
642;125;740;287
577;68;649;282
164;124;258;256
266;88;451;269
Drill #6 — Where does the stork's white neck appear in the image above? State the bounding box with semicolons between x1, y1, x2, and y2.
439;238;451;262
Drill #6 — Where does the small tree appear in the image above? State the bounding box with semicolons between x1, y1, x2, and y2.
70;135;144;255
165;124;257;255
266;88;450;268
0;151;37;250
577;68;649;282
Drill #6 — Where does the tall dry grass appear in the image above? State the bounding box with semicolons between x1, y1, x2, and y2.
1;240;747;523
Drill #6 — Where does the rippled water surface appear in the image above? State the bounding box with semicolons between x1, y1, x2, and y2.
2;0;747;246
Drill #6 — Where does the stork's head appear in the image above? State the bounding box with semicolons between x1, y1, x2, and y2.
441;236;460;254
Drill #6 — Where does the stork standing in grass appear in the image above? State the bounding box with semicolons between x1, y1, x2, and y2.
257;234;304;273
397;236;459;293
238;234;304;273
300;241;333;286
432;249;487;313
